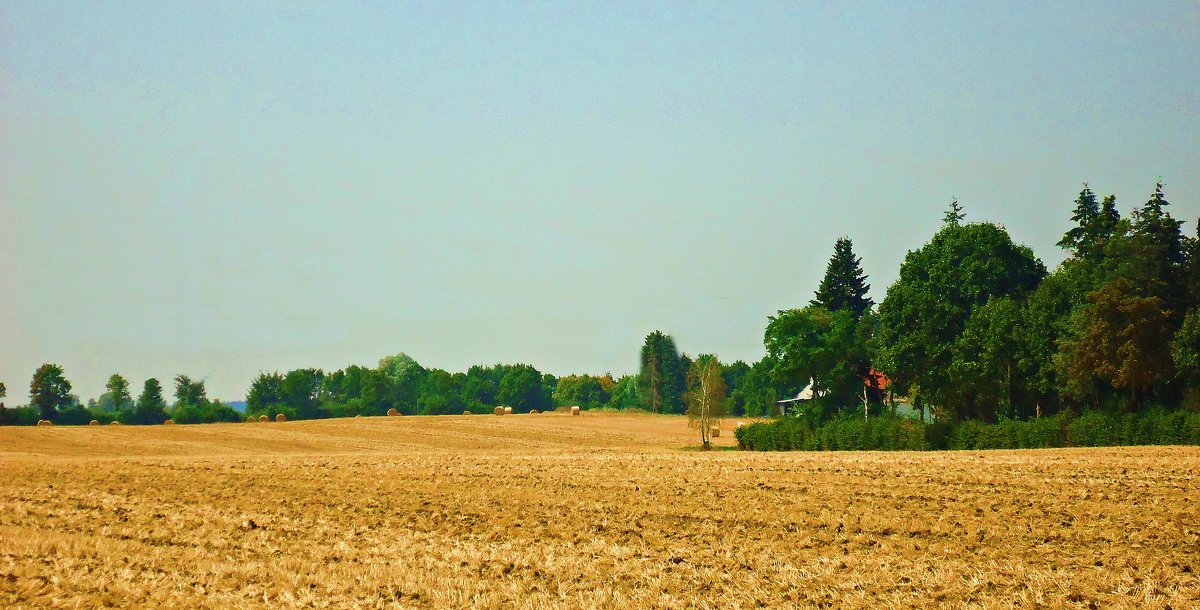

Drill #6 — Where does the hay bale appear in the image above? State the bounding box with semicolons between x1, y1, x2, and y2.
354;414;362;418
110;421;122;425
710;426;720;438
259;415;269;423
89;419;99;426
530;409;540;414
463;410;471;415
571;406;581;416
387;407;398;416
275;413;287;423
163;419;175;425
36;419;52;427
504;406;513;415
494;406;504;416
735;421;746;429
247;416;256;423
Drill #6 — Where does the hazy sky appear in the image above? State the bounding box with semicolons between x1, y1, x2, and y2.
2;2;1198;402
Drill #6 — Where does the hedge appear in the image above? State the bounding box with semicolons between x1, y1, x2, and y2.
735;409;1200;451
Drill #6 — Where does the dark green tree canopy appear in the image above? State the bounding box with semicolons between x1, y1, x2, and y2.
638;331;685;413
30;363;72;421
877;222;1046;418
813;236;873;319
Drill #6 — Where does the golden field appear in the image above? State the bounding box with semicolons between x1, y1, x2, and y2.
0;412;1197;609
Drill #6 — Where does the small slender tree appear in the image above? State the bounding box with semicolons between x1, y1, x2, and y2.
686;355;727;450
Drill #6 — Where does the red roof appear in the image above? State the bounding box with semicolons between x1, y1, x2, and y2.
863;369;890;390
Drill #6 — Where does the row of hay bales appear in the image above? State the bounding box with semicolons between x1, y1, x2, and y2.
492;405;581;416
246;414;287;423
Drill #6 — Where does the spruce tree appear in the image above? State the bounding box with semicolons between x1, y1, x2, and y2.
943;198;965;226
813;237;873;319
1057;184;1100;255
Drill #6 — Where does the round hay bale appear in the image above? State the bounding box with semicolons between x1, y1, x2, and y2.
247;416;256;423
387;407;398;417
89;419;99;426
571;406;581;416
709;426;721;438
503;406;513;415
463;410;472;415
36;419;52;427
494;406;504;416
110;421;122;425
735;421;746;429
530;409;540;414
163;419;175;426
275;413;287;423
258;415;269;423
354;414;362;418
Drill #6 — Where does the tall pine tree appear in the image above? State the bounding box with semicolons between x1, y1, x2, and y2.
813;237;873;319
638;331;685;413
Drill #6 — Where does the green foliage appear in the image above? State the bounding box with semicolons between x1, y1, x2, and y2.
812;237;873;319
552;374;614;410
764;305;864;415
685;354;727;448
638;331;685;413
1173;308;1200;385
102;374;133;413
496;364;551;412
30;363;72;422
877;221;1046;420
737;410;1200;451
127;378;169;425
172;375;207;408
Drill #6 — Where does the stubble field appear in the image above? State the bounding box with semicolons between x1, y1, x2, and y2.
1;412;1198;609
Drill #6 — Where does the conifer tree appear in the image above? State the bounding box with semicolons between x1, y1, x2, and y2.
813;237;873;319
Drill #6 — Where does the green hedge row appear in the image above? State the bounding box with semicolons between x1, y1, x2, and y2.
735;410;1200;451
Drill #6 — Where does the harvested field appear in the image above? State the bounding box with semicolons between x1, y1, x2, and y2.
0;412;1197;608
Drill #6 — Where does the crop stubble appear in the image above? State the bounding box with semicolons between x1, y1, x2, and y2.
0;413;1197;608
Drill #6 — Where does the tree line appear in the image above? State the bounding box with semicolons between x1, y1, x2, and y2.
4;181;1197;437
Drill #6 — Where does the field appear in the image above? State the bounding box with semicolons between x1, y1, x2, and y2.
1;412;1198;609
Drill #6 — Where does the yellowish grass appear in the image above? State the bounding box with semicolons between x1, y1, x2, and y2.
0;413;1196;608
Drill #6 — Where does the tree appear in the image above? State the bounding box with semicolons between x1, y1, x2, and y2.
637;331;685;413
608;375;641;410
30;364;72;421
812;237;873;319
949;297;1030;420
247;372;284;415
172;375;207;407
0;381;5;409
876;222;1045;420
1173;307;1200;388
553;374;613;410
378;353;427;413
764;305;863;417
496;364;550;412
130;378;169;425
417;369;460;414
280;368;324;419
685;355;727;449
943;198;965;226
1058;278;1174;410
102;374;133;413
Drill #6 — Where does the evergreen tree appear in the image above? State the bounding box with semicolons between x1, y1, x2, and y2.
1057;185;1100;255
813;237;873;319
943;198;965;226
638;331;684;413
130;378;169;425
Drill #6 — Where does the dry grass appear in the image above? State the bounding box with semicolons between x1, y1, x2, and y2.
0;412;1197;609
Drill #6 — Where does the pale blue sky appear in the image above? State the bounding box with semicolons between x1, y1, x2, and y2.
2;1;1198;401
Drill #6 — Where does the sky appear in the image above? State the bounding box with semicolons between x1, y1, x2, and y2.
2;1;1198;402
